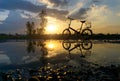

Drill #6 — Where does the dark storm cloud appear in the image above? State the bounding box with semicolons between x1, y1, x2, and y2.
0;9;6;12
0;11;27;33
69;7;91;20
19;8;68;20
0;0;69;20
47;8;69;20
0;0;46;12
91;0;101;5
0;11;40;34
92;0;100;3
69;0;100;20
47;0;68;7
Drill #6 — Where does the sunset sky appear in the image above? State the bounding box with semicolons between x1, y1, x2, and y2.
0;0;120;34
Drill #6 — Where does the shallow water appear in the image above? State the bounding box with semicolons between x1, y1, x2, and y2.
0;40;120;70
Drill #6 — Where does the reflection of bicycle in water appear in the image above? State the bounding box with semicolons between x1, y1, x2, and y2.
62;40;92;57
62;40;92;50
62;17;92;39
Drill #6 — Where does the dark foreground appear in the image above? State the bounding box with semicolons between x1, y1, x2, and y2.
0;58;120;81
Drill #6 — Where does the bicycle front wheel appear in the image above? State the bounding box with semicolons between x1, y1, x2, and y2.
62;29;71;38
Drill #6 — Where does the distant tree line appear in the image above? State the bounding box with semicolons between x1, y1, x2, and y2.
91;33;120;40
0;33;120;40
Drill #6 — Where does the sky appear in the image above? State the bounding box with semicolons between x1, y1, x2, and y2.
0;0;120;34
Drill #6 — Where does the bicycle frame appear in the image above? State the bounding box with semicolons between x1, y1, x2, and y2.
67;19;86;34
79;22;84;33
68;19;79;33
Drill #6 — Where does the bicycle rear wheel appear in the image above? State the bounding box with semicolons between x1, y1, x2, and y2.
62;40;71;50
62;29;71;38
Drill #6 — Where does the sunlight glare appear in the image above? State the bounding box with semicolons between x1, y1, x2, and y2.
46;25;56;33
47;43;55;50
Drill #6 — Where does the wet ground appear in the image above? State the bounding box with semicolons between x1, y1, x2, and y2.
0;58;120;81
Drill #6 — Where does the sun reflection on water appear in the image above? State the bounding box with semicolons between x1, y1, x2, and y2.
47;43;54;50
45;40;61;58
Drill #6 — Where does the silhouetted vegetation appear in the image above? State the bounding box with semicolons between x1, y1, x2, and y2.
0;33;120;40
26;40;35;53
37;10;47;34
0;33;26;40
25;10;47;37
26;21;36;36
91;33;120;40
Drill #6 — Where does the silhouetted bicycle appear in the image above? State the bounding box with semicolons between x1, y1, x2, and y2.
62;40;92;57
62;17;92;39
62;40;92;50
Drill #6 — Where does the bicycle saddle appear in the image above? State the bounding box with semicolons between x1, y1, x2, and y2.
80;21;86;23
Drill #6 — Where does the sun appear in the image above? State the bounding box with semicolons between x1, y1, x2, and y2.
46;25;56;34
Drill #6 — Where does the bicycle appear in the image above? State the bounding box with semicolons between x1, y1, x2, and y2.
62;17;92;39
62;40;93;50
62;40;92;57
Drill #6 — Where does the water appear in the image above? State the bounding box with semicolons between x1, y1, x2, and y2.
0;40;120;70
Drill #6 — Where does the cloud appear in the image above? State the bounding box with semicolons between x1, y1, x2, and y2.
0;0;46;13
68;0;109;20
0;10;9;24
92;0;100;3
46;8;69;20
0;0;69;20
39;0;68;7
0;9;68;34
0;0;69;34
0;11;39;34
117;13;120;16
68;1;90;20
19;10;39;19
48;0;68;7
87;5;110;21
94;25;120;34
0;10;9;23
0;22;2;24
69;8;90;20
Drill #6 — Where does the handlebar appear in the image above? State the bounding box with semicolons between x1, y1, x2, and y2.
67;17;86;23
67;17;91;28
